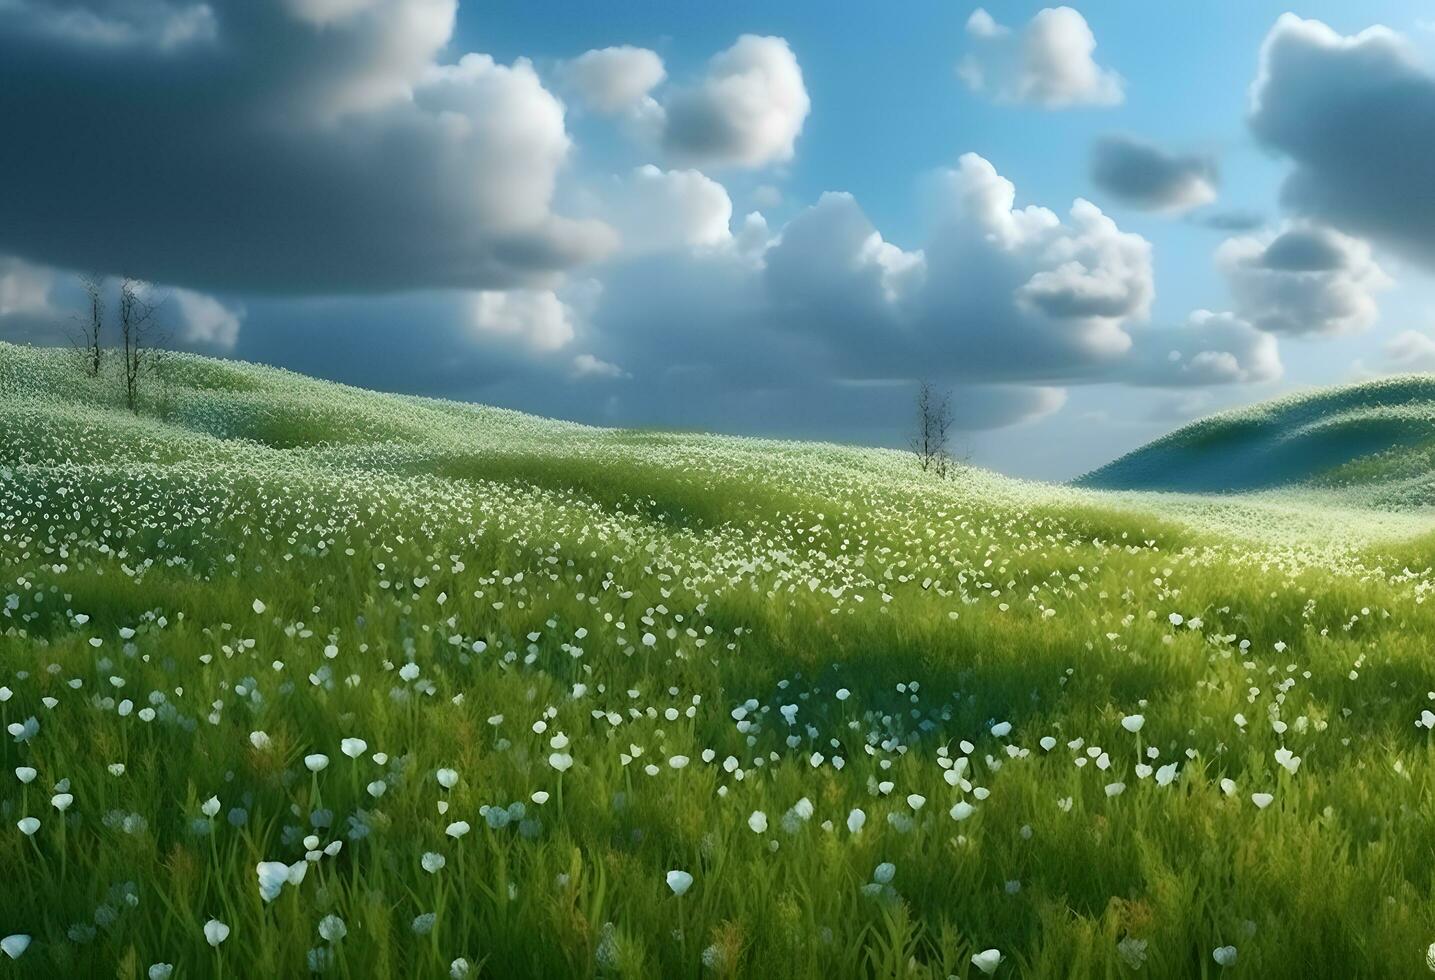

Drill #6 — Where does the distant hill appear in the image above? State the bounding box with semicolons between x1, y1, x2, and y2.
1075;376;1435;502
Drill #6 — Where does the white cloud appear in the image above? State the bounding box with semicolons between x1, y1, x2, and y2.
169;288;243;351
597;165;734;254
468;289;576;352
1125;311;1282;386
560;45;666;114
0;0;218;51
1383;330;1435;372
571;352;628;379
1216;224;1390;336
960;7;1123;108
661;35;810;168
0;255;54;317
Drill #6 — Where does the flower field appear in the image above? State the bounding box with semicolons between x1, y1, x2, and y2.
2;342;1435;977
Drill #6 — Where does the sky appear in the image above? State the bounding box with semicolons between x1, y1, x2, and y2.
3;1;1435;479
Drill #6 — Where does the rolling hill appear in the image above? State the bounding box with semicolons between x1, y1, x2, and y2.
1075;375;1435;505
4;341;1435;977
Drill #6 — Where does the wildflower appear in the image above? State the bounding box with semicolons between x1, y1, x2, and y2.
950;802;975;821
1117;936;1148;970
366;780;387;798
51;793;73;812
304;754;330;772
747;811;768;834
1251;793;1274;809
445;821;471;839
971;948;1003;975
548;753;573;773
148;965;174;980
990;721;1012;737
317;915;346;942
249;731;272;750
201;796;221;818
252;599;266;614
1105;782;1126;797
422;852;446;873
1121;714;1145;733
873;862;895;885
257;861;292;903
15;767;36;784
17;817;39;836
0;935;30;960
450;959;472;979
666;870;693;896
847;808;866;834
411;913;437;936
340;738;367;759
204;919;230;947
1212;945;1237;967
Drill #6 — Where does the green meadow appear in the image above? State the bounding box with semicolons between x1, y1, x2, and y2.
3;341;1435;978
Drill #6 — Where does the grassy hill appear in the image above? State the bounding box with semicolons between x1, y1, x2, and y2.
3;342;1435;978
1075;375;1435;504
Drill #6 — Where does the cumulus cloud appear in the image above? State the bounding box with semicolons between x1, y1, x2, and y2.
566;153;1268;438
560;45;666;114
468;289;577;352
660;35;810;168
959;7;1123;108
1090;135;1217;214
1250;15;1435;268
0;0;614;294
1382;330;1435;373
168;288;243;351
0;0;218;50
594;166;734;254
1124;311;1281;386
1216;224;1389;336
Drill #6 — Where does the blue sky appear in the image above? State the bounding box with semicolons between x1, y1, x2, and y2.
3;1;1435;478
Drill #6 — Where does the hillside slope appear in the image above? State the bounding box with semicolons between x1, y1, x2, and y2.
5;342;1435;977
1075;375;1435;503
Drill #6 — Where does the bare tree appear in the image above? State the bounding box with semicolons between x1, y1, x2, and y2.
910;380;955;477
118;278;160;412
73;274;105;377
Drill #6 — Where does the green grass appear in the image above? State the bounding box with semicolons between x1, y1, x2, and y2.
3;342;1435;978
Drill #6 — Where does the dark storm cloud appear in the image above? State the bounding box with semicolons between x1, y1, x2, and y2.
0;0;613;294
1090;135;1217;214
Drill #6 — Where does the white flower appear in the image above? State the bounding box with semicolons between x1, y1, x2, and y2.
436;768;459;788
445;821;471;839
318;915;346;942
748;810;768;834
990;721;1012;737
204;919;230;947
1251;792;1274;810
906;794;926;811
148;964;174;980
666;870;694;896
450;958;472;979
1121;714;1145;734
51;793;73;811
304;754;330;772
0;935;30;960
873;862;896;885
1105;782;1126;797
1212;945;1237;967
201;796;221;818
949;802;975;821
340;738;367;759
548;753;573;773
971;948;1003;975
249;730;271;750
14;767;36;784
252;599;266;615
257;861;292;902
847;808;866;834
367;780;387;798
16;817;39;836
422;852;446;873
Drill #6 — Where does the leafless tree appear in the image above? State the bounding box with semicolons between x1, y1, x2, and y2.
118;278;162;412
910;380;955;477
73;273;105;377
